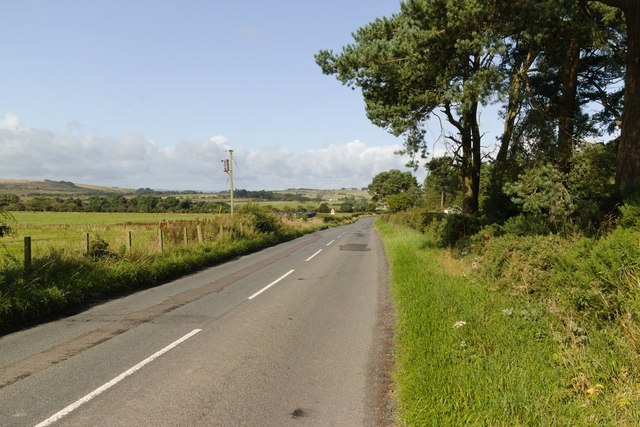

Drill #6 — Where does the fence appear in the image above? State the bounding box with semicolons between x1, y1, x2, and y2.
15;221;228;272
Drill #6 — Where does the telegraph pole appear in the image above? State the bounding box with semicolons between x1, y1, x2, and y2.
222;149;234;216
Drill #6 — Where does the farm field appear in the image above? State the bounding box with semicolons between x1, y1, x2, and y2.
1;211;236;259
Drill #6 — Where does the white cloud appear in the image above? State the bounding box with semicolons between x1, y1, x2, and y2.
0;112;24;132
0;113;423;190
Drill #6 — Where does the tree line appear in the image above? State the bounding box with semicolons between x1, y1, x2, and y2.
0;194;227;214
318;0;639;222
0;192;372;215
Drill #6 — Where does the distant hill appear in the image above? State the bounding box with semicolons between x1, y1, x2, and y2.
0;179;132;197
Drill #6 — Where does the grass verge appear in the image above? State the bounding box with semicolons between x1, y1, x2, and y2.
376;220;590;425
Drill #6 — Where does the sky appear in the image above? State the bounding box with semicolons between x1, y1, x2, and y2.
0;1;502;191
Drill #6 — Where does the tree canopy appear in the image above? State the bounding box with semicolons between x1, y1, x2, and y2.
318;0;639;217
368;169;419;202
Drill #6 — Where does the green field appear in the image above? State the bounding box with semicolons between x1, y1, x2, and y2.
1;211;244;259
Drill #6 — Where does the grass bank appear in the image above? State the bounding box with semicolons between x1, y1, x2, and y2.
376;220;591;425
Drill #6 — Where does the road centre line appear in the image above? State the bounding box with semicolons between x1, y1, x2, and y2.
326;239;335;246
34;329;202;427
248;270;295;300
305;249;322;262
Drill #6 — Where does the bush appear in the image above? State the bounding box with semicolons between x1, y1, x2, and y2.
439;214;481;248
567;227;640;321
87;235;113;260
501;214;552;236
505;163;575;233
381;208;444;232
618;200;640;229
0;211;15;237
238;203;283;234
476;234;568;296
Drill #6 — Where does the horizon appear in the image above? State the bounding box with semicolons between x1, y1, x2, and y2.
0;177;369;195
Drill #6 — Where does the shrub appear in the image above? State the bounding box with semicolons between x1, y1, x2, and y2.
505;163;575;233
618;200;640;229
238;203;283;234
501;214;552;236
87;235;112;260
439;214;481;248
0;211;15;237
476;234;567;295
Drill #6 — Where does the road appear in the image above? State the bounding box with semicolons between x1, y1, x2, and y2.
0;217;394;426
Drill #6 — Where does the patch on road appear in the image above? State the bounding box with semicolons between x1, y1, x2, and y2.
339;243;370;252
291;408;307;418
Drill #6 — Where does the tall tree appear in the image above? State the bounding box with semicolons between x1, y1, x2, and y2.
367;169;419;202
317;0;502;215
591;0;640;196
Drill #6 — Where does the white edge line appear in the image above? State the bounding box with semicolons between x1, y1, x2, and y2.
248;269;295;300
34;329;202;427
305;249;322;262
326;239;335;246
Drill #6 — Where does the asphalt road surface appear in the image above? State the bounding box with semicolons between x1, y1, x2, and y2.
0;217;394;426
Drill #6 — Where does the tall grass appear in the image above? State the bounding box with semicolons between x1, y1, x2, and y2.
475;227;640;424
376;220;590;425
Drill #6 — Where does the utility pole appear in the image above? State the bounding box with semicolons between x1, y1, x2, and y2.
222;149;234;216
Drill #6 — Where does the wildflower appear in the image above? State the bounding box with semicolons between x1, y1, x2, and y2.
501;308;513;316
453;320;467;329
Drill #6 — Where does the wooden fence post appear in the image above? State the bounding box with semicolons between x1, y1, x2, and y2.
197;225;203;244
158;225;164;252
183;226;188;245
83;233;90;256
127;231;132;254
24;236;31;273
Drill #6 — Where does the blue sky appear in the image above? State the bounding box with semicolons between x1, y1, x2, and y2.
0;1;500;191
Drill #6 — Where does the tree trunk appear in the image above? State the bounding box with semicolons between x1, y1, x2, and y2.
557;35;581;171
470;101;482;214
496;45;536;164
460;115;475;216
616;3;640;196
458;106;481;216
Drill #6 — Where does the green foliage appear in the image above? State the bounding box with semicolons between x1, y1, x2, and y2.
383;207;480;248
339;197;355;213
0;211;15;238
237;203;283;234
386;189;421;212
424;156;461;208
87;235;112;260
439;214;482;248
317;202;331;213
381;208;444;234
367;169;418;202
505;163;575;233
565;227;640;321
618;199;640;229
500;214;552;236
567;142;618;230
